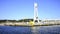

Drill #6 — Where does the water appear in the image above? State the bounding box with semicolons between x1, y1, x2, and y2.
0;25;60;34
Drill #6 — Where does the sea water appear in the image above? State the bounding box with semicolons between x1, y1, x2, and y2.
0;25;60;34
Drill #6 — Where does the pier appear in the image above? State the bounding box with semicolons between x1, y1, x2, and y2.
0;20;60;26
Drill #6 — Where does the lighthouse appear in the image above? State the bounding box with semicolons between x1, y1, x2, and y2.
34;2;39;23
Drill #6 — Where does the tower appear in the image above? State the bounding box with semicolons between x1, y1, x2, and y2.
34;2;39;23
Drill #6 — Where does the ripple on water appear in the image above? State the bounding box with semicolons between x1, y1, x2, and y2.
0;25;60;34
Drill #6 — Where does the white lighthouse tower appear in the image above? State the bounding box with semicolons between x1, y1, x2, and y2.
34;2;39;23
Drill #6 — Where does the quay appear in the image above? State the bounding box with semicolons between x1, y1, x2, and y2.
0;21;60;26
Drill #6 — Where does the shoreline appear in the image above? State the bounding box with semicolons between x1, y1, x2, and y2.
0;24;60;27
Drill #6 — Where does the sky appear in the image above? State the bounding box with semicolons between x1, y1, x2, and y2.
0;0;60;20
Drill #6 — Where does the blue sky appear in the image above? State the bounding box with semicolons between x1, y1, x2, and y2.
0;0;60;20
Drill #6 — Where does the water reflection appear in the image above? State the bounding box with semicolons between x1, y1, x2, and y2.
30;26;40;34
